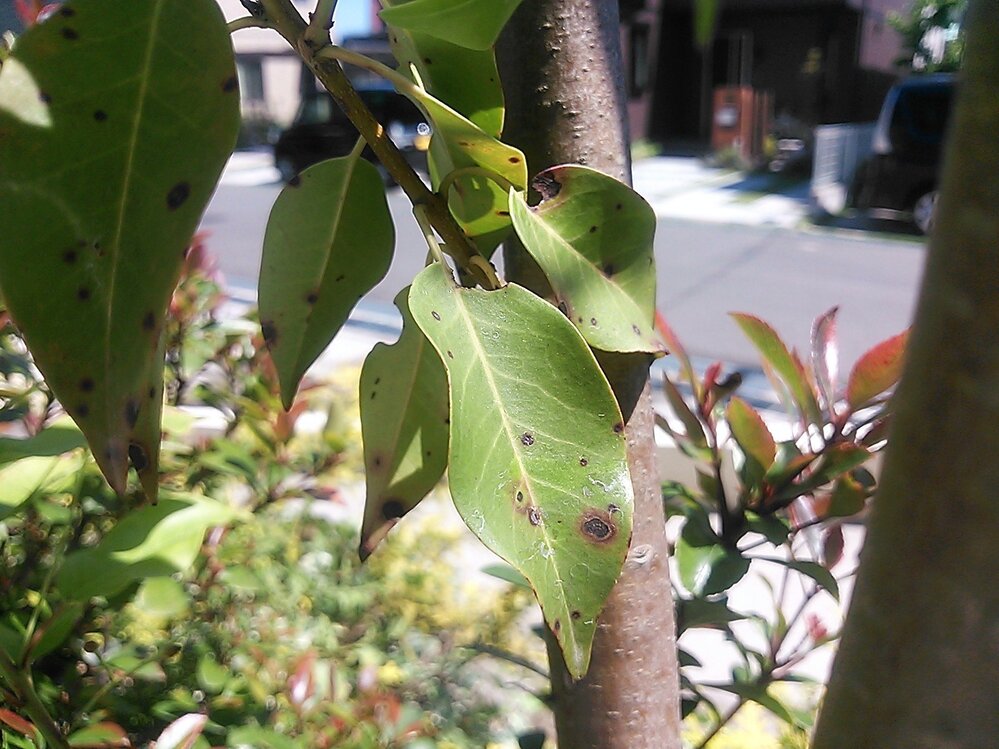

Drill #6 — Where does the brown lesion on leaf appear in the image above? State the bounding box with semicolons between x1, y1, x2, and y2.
305;290;319;305
532;173;562;201
128;442;148;471
381;499;405;520
93;110;107;122
62;248;78;264
579;457;588;466
553;618;561;634
79;378;95;392
521;432;534;446
167;182;191;210
261;320;278;346
124;399;140;428
570;610;582;620
579;508;617;544
61;27;79;40
222;75;238;93
589;225;598;234
76;403;90;418
142;311;156;331
527;506;543;526
613;421;625;434
77;287;91;301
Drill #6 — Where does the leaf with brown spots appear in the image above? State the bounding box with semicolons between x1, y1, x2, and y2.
359;288;449;560
258;153;394;409
509;166;664;354
0;0;240;499
409;261;633;679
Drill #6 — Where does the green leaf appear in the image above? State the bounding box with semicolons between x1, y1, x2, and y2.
760;557;840;601
661;374;709;449
379;0;523;51
196;654;230;694
481;563;531;589
68;723;128;748
694;0;721;49
226;726;299;749
259;155;394;409
27;602;85;662
846;329;909;410
0;421;85;466
385;23;503;137
359;288;449;560
826;472;871;517
716;683;803;727
510;166;663;354
0;455;61;520
676;597;744;634
0;0;240;499
155;714;208;749
409;262;632;679
56;496;236;600
772;443;871;503
133;577;189;620
730;314;822;425
726;396;776;471
675;531;750;596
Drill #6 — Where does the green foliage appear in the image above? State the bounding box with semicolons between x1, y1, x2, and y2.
889;0;967;73
660;308;907;745
0;0;240;500
409;262;632;679
258;153;395;408
379;0;524;52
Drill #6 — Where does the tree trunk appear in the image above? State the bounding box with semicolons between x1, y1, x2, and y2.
498;4;683;748
812;2;999;746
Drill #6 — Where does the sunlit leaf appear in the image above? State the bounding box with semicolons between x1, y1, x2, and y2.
662;374;709;449
846;329;909;410
359;288;449;560
0;0;240;499
481;563;531;589
0;455;61;520
675;527;750;596
56;496;236;600
811;306;839;408
196;654;229;694
133;577;189;620
259;154;394;408
731;314;821;425
726;396;776;472
0;420;84;466
510;166;663;354
379;0;523;51
27;601;85;662
226;726;298;749
409;261;632;679
826;471;871;517
759;557;840;601
155;714;207;749
68;722;128;748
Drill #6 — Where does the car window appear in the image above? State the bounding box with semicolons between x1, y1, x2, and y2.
890;87;954;149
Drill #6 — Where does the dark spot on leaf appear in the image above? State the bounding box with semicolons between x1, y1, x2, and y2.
306;291;319;305
373;455;382;468
589;225;598;233
516;491;524;503
613;422;624;433
457;140;471;147
579;457;588;466
580;511;616;543
608;503;621;514
142;311;156;331
571;610;582;620
261;320;278;346
431;311;441;321
557;300;568;316
77;287;91;301
508;156;521;164
521;432;534;446
528;507;542;526
532;173;562;200
496;210;510;217
447;350;453;359
79;378;94;392
444;417;450;425
222;75;238;93
167;182;190;210
604;264;615;276
633;325;642;336
148;387;156;400
553;619;561;633
93;110;107;122
382;499;405;519
63;249;77;263
77;403;90;418
590;317;598;326
425;450;432;457
125;400;140;428
61;27;78;40
370;391;376;400
128;443;148;471
577;316;584;323
615;202;623;210
335;274;345;282
59;6;75;16
39;91;52;104
288;174;301;187
374;377;381;385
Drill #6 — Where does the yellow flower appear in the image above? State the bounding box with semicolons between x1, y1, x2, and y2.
377;660;404;686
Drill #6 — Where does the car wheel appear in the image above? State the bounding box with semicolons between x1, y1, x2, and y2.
912;190;938;235
276;157;298;184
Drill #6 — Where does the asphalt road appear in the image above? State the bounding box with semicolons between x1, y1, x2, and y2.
200;181;925;370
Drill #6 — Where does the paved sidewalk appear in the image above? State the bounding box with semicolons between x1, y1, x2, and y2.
223;149;811;228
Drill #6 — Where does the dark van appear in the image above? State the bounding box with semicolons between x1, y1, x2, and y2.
273;80;430;183
850;74;955;233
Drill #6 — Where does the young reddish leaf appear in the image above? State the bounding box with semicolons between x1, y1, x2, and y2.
731;313;821;425
811;306;839;408
846;329;909;410
154;713;207;749
656;311;696;392
0;709;34;736
826;472;871;518
68;722;128;747
726;396;776;470
822;524;846;568
662;373;709;450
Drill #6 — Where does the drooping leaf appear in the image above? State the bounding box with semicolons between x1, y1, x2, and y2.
402;86;526;247
259;155;394;409
0;0;240;499
379;0;523;51
56;496;236;600
409;261;633;679
384;18;503;136
656;311;697;392
846;329;909;410
359;288;449;560
726;396;776;472
810;306;839;408
759;557;840;601
731;313;822;425
510;166;663;354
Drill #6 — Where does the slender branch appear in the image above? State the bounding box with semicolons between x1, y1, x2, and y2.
0;648;70;749
258;0;495;289
227;16;272;32
305;0;338;47
314;46;427;106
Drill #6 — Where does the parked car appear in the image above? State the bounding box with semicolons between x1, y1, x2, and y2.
273;81;431;183
849;74;956;234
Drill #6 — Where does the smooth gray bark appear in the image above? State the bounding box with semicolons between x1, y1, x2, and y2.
813;1;999;746
498;3;683;747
